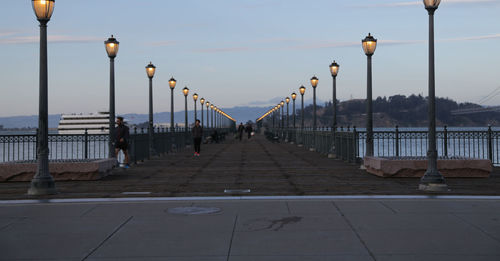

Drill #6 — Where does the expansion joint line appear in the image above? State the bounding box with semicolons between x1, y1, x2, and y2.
226;215;239;261
81;215;134;261
332;202;377;261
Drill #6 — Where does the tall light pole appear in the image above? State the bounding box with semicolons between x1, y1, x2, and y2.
285;97;290;130
362;33;377;156
329;61;340;158
420;0;448;191
182;87;189;145
206;101;210;129
104;35;119;159
200;98;205;128
210;104;215;128
311;76;319;151
29;0;57;195
168;78;177;132
280;101;285;135
193;93;198;122
299;85;306;146
291;93;297;129
146;62;156;158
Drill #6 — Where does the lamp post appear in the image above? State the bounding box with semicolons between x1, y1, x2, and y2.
285;97;290;141
291;93;296;129
146;62;156;158
299;86;306;146
182;87;189;145
200;98;205;128
193;93;198;123
206;101;210;129
104;35;119;159
329;61;340;158
280;101;285;138
210;104;215;128
362;33;377;156
29;0;57;195
285;97;290;129
168;78;176;132
311;76;319;151
420;0;447;191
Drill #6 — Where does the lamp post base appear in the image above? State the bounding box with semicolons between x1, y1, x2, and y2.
297;144;303;147
28;176;57;195
327;153;337;158
419;168;448;192
309;148;316;152
418;183;449;192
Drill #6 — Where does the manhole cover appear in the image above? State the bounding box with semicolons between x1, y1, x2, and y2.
167;207;222;215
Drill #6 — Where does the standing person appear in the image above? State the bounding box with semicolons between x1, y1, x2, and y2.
245;123;253;139
237;122;245;141
115;116;130;168
192;119;203;156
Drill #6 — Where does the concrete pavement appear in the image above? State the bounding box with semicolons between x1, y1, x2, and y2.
1;197;500;260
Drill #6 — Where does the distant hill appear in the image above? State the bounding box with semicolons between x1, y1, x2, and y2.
1;95;497;129
289;94;500;128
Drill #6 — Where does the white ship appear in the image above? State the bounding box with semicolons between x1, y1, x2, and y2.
58;112;110;134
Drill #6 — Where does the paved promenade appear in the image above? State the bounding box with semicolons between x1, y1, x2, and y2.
1;198;500;260
1;134;500;199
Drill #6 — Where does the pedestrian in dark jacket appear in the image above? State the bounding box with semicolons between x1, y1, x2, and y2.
115;116;130;168
245;123;253;139
237;123;245;141
192;120;203;156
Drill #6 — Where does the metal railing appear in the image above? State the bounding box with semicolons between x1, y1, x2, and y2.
0;127;232;164
269;126;500;165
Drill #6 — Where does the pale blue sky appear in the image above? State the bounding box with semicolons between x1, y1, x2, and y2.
1;0;499;118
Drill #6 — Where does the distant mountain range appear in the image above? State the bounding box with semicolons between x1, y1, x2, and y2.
1;95;498;129
0;106;281;129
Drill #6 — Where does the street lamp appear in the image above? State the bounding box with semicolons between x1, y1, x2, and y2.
200;98;205;128
104;35;119;160
206;101;210;129
210;104;215;128
420;0;447;191
168;77;176;132
285;97;290;141
362;33;377;156
329;60;340;158
291;93;297;129
29;0;56;195
299;85;306;132
311;76;319;151
146;62;156;158
182;87;189;137
193;93;198;122
280;101;285;132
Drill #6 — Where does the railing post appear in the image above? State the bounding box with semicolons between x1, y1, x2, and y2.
353;126;358;163
444;125;448;157
84;128;88;159
35;128;39;160
488;125;493;162
395;125;399;157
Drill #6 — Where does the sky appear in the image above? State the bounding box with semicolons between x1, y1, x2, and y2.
1;0;499;119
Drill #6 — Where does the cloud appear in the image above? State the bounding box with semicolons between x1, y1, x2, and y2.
148;40;177;47
191;33;499;53
0;33;101;45
439;33;500;42
355;0;498;8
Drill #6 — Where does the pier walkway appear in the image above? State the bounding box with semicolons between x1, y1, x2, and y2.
1;134;500;199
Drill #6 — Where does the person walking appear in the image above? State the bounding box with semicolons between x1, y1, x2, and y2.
192;119;203;156
115;116;130;168
237;122;245;141
245;123;253;139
